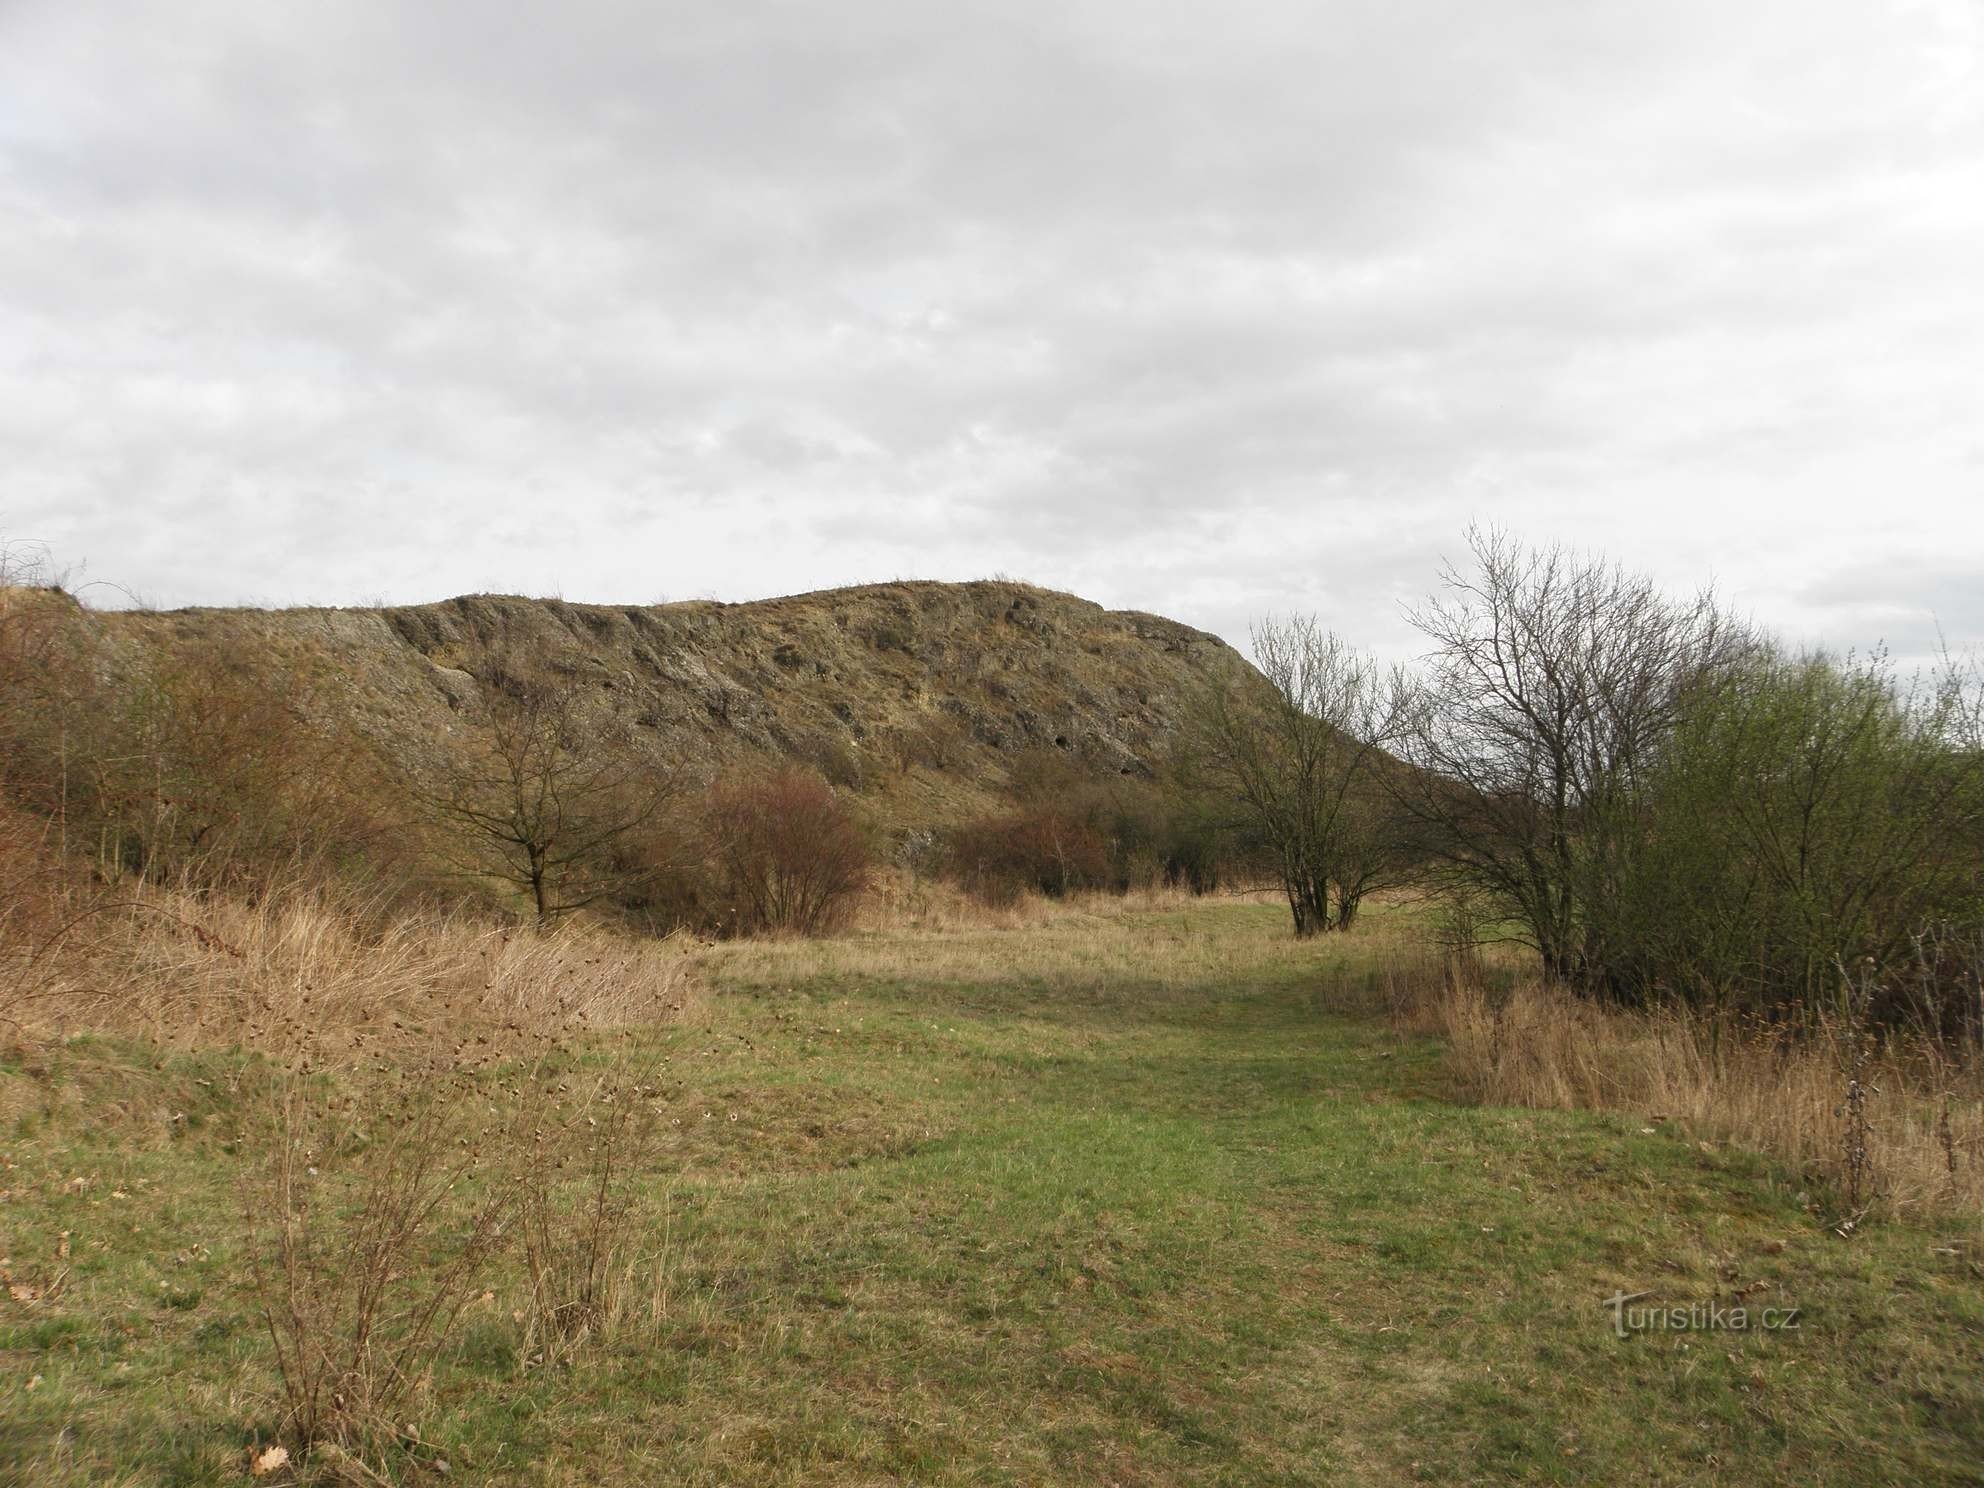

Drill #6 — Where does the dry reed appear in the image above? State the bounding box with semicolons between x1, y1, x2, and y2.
1434;976;1984;1223
2;821;699;1063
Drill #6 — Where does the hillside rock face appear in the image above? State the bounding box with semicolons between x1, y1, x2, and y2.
97;581;1254;827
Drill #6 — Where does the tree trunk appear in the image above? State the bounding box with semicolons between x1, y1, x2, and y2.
529;852;549;923
1285;875;1330;938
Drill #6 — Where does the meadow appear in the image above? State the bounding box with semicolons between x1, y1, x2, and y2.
4;890;1981;1486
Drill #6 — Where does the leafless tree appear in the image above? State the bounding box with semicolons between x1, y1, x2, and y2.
425;666;672;923
1183;616;1413;936
1395;525;1746;986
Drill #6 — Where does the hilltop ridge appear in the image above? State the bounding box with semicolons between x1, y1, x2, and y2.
88;579;1257;828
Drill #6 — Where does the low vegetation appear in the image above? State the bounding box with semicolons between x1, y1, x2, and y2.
4;890;1983;1485
1433;974;1984;1223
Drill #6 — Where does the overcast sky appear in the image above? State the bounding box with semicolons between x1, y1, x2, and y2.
3;0;1980;665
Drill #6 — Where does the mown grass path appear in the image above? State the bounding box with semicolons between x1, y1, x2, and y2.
5;901;1982;1484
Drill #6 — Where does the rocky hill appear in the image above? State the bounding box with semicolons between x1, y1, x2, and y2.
85;580;1257;830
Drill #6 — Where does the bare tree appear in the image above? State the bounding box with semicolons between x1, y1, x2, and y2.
1182;616;1412;937
425;667;671;923
1396;526;1745;987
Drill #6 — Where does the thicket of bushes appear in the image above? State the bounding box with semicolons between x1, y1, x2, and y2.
0;560;884;941
1599;645;1984;1025
1401;534;1982;1031
1178;529;1984;1035
938;753;1251;905
0;574;391;893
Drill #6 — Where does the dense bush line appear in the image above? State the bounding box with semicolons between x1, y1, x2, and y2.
1181;528;1983;1033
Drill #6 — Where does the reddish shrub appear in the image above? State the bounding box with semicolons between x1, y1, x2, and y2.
700;766;870;936
944;808;1109;904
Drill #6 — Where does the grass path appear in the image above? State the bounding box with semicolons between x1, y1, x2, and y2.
5;901;1982;1484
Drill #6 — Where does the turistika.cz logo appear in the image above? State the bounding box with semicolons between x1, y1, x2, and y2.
1602;1290;1801;1339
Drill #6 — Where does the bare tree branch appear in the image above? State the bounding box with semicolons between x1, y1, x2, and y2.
1181;615;1413;937
417;661;676;923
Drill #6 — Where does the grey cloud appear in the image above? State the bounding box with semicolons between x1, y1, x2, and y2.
2;0;1981;659
1791;560;1984;667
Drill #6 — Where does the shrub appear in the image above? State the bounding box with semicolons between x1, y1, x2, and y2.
249;1070;513;1462
108;640;386;884
518;1068;666;1364
1396;527;1743;979
700;766;870;936
945;807;1110;903
1181;615;1412;935
0;587;388;893
887;712;971;773
0;563;113;823
247;1044;682;1470
1606;646;1984;1023
794;728;865;790
1156;810;1231;895
419;660;673;923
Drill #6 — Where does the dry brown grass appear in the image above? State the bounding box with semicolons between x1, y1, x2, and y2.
1434;975;1984;1223
1;814;700;1064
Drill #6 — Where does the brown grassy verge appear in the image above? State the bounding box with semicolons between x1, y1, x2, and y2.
1;808;700;1064
1431;975;1984;1223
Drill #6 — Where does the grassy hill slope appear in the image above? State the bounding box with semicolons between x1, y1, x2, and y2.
85;579;1254;832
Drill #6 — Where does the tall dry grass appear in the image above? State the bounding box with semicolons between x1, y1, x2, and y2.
1;811;699;1063
1433;975;1984;1224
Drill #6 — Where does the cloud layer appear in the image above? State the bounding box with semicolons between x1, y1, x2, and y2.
4;0;1980;662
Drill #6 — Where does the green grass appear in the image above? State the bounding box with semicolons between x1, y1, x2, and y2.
5;900;1982;1485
